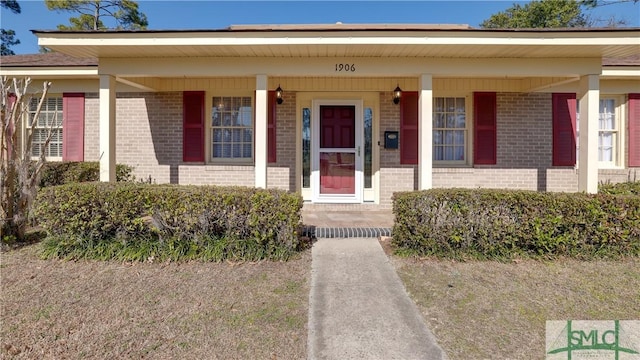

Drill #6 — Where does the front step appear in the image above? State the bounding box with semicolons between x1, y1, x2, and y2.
302;226;392;239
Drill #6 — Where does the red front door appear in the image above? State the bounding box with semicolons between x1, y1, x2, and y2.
319;106;356;195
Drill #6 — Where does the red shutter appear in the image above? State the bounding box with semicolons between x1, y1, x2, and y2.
474;92;497;165
552;93;577;166
400;91;418;165
62;93;85;161
629;93;640;167
183;91;205;162
268;90;277;163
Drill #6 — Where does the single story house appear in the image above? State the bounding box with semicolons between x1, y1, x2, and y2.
1;24;639;208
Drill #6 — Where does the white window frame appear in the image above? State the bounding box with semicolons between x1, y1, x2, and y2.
433;93;471;166
598;95;625;169
209;93;254;164
26;95;63;161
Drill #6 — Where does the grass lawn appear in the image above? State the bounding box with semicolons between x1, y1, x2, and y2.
1;244;310;359
392;254;640;360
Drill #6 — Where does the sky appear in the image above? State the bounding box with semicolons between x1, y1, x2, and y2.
2;0;639;55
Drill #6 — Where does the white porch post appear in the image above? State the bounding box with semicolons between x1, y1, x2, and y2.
99;75;116;182
255;74;268;189
418;74;433;190
578;74;600;193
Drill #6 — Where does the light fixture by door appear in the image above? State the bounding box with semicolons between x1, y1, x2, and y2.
275;85;284;105
393;85;402;105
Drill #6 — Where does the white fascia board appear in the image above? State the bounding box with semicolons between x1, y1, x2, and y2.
37;31;640;47
601;67;640;78
0;67;98;77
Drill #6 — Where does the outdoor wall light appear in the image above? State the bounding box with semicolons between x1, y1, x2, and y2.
275;85;284;105
393;85;402;105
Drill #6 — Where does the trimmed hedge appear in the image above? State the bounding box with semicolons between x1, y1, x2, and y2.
39;161;134;187
599;181;640;196
34;183;304;261
392;189;640;260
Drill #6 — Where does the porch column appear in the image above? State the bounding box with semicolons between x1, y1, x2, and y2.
578;74;600;193
99;74;116;182
418;74;433;190
255;74;268;189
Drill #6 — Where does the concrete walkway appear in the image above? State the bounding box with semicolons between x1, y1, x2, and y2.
308;237;447;360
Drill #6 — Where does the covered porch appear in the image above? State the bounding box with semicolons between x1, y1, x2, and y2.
33;24;640;204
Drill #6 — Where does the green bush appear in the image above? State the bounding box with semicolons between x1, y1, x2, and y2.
34;183;304;261
38;161;134;187
392;189;640;260
599;181;640;196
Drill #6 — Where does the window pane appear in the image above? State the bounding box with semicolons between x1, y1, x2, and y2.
435;113;445;128
222;144;231;158
446;114;455;128
433;130;443;145
232;129;242;142
444;131;454;145
212;144;222;158
599;99;615;130
454;130;465;145
302;108;311;188
364;107;373;189
433;147;443;161
445;98;455;112
434;98;444;112
455;114;466;128
213;129;222;142
243;143;252;158
232;144;242;158
456;98;465;112
445;147;454;161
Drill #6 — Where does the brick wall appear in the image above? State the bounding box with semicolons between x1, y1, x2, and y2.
378;91;417;207
84;93;99;161
267;91;296;191
82;90;635;204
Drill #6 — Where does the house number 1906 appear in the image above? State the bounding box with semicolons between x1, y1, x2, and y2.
335;63;356;72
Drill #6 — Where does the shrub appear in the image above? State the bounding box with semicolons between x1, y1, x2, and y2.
599;181;640;196
34;183;304;261
38;161;134;187
392;189;640;260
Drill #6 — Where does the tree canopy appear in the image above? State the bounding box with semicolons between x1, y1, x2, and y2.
480;0;587;28
0;0;21;55
480;0;638;28
45;0;148;31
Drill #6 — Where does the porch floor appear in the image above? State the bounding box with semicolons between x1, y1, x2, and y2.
301;208;394;238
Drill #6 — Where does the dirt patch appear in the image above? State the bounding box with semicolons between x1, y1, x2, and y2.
391;254;640;360
1;244;310;359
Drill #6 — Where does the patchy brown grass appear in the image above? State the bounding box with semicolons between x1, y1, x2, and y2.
392;254;640;360
1;244;310;360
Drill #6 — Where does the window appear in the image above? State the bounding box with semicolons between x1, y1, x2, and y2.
29;96;62;158
433;97;467;162
302;107;311;188
364;107;373;188
576;95;624;168
211;96;253;160
598;98;620;165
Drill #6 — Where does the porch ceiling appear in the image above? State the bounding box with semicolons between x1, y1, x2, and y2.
34;28;640;60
